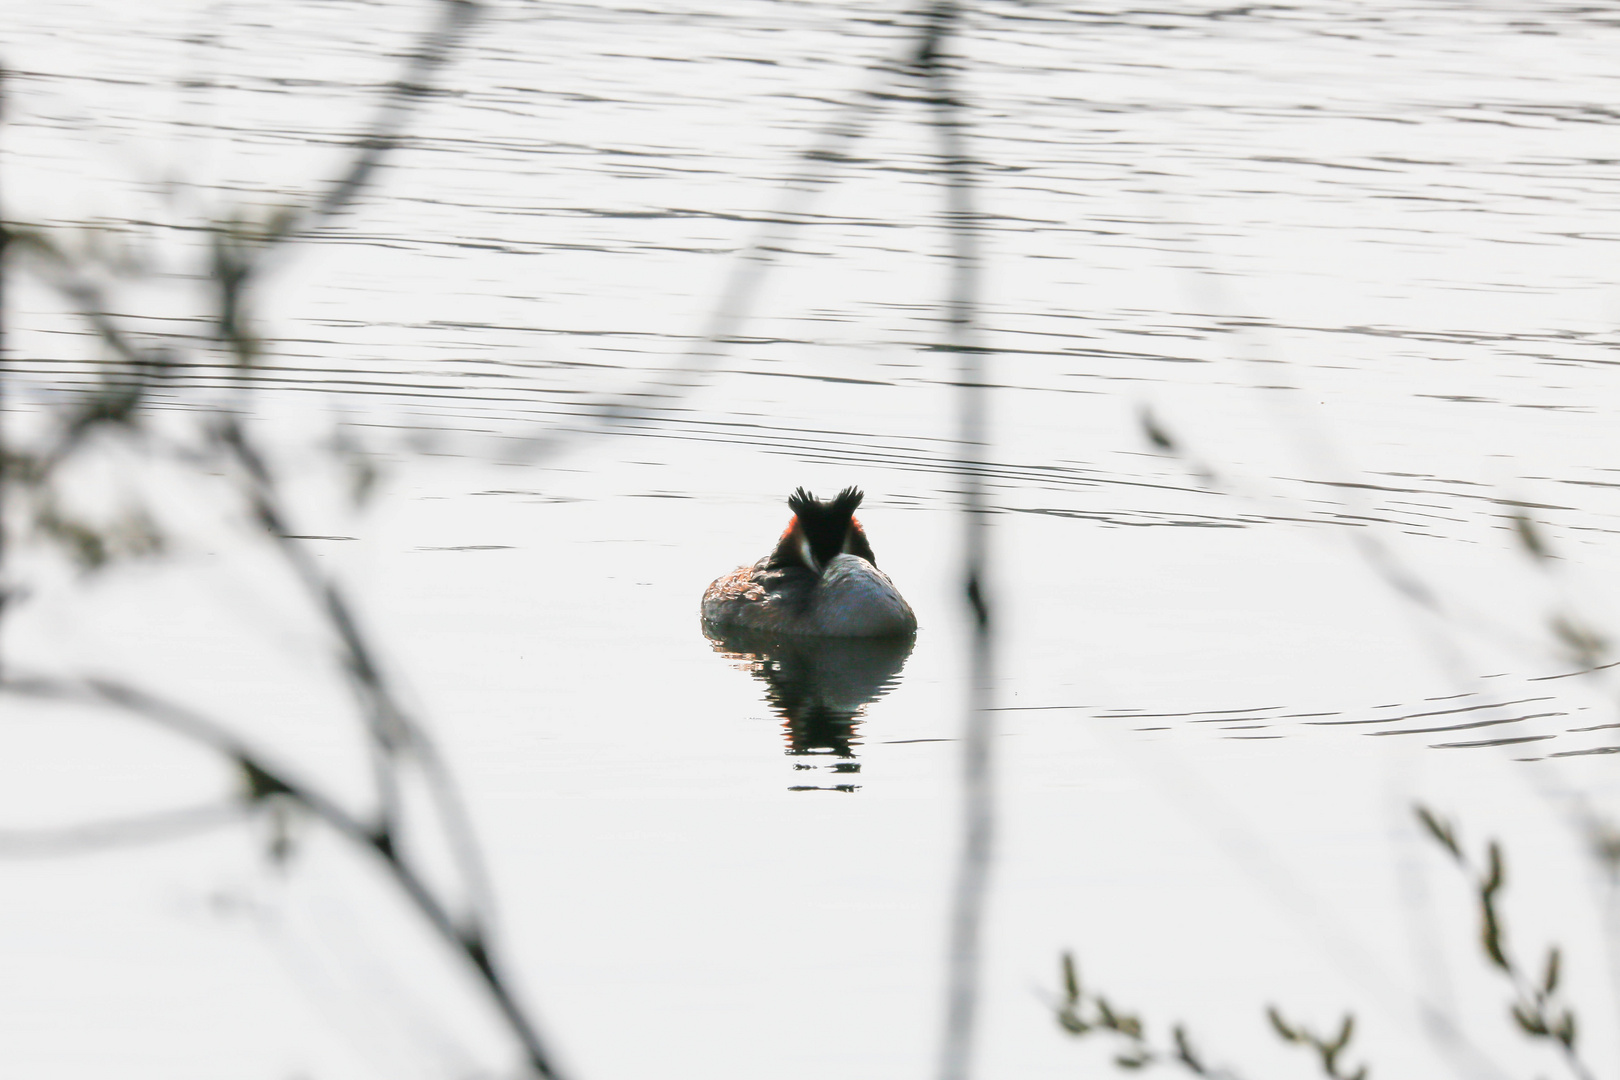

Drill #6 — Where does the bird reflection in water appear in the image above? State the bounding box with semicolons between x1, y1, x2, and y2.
702;625;916;791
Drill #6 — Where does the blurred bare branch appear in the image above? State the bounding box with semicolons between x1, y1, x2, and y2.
0;672;565;1077
915;5;998;1080
0;801;247;857
0;3;569;1074
0;58;11;675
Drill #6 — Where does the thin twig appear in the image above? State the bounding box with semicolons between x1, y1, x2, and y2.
0;59;9;681
1054;952;1248;1078
918;5;997;1080
0;673;566;1078
1417;806;1595;1080
0;801;248;856
4;7;558;1070
211;414;497;928
539;23;916;455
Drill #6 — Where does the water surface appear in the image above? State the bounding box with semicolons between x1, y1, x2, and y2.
6;1;1620;1077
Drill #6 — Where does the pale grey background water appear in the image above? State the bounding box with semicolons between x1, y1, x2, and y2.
5;0;1620;1077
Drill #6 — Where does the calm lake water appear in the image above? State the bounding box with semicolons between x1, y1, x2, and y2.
6;0;1620;1077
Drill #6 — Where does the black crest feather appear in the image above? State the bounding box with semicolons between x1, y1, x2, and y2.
780;486;869;571
789;485;863;519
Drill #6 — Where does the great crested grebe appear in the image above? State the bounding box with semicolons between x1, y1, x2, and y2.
701;487;917;638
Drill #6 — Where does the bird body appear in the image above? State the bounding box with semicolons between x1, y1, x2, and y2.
701;487;917;639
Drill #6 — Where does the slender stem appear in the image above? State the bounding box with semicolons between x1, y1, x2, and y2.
0;801;248;856
0;61;10;683
918;6;997;1080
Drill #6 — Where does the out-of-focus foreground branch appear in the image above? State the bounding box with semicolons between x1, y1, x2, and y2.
0;3;568;1075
